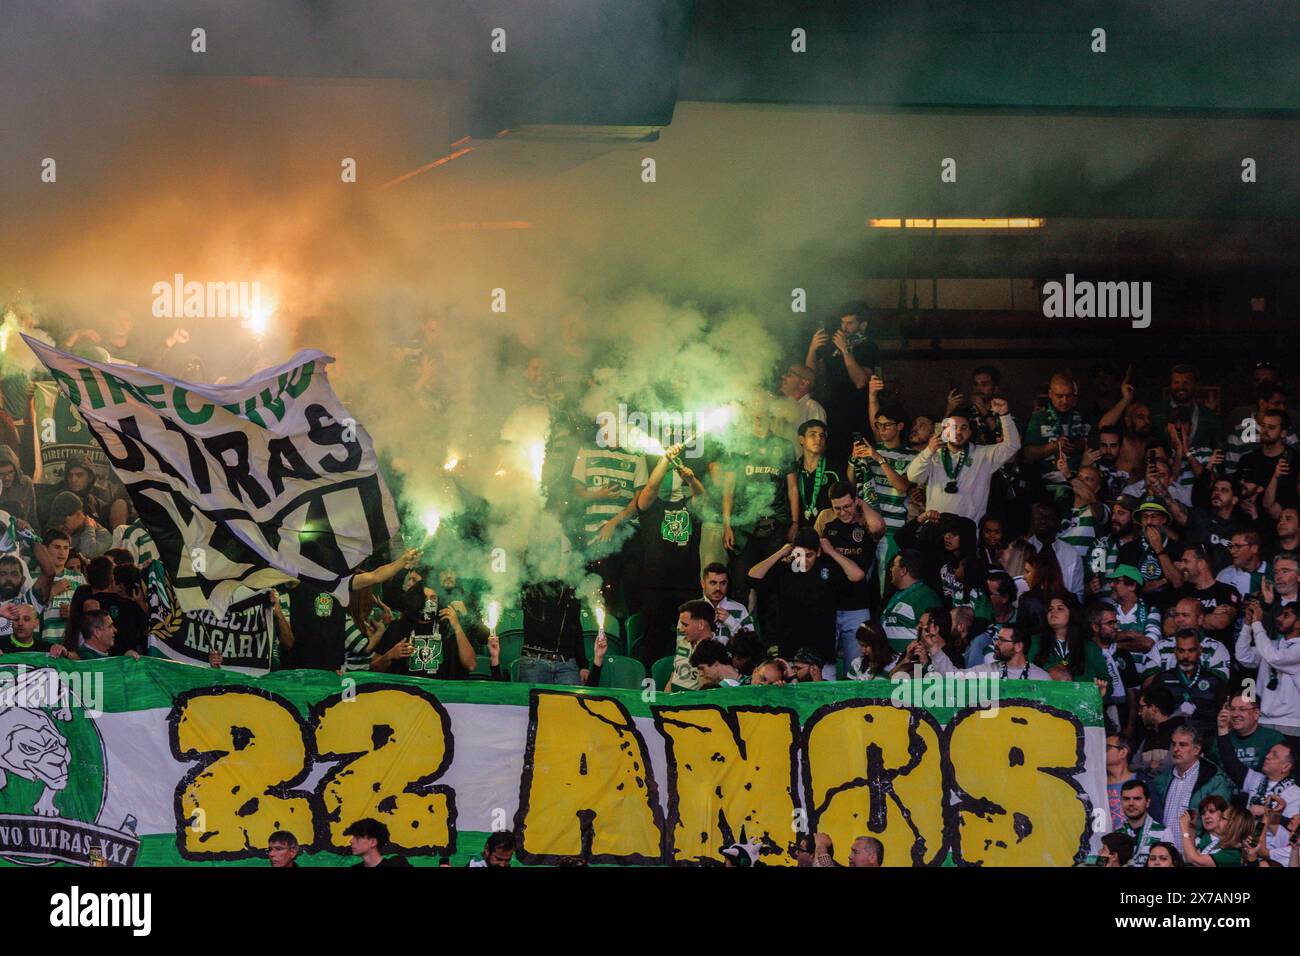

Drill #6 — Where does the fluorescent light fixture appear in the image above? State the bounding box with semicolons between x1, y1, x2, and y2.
869;218;1044;229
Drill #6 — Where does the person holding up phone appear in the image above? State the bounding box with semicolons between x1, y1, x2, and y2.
905;399;1019;524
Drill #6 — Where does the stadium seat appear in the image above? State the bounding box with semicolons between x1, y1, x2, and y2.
597;655;646;690
625;612;646;661
497;633;523;669
651;655;675;691
497;608;525;637
584;631;629;663
473;654;493;677
836;659;846;680
578;605;622;639
508;658;523;683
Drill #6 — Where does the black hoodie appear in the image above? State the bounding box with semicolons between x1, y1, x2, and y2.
0;445;36;526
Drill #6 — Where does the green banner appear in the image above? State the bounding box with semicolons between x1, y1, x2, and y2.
0;655;1107;867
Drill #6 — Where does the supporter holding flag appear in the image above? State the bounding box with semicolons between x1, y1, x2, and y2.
636;441;708;668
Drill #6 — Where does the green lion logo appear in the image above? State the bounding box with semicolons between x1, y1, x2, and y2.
0;663;136;867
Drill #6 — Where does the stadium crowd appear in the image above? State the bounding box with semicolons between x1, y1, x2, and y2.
0;302;1298;867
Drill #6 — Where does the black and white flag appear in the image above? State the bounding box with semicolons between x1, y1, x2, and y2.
24;336;400;614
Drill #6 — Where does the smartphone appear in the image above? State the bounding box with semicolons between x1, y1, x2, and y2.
851;431;864;446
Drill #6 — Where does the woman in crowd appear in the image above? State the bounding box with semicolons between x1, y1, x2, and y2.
847;620;900;680
1177;798;1251;867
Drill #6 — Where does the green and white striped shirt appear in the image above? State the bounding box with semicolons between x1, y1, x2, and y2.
343;618;372;672
112;520;160;566
1142;634;1231;681
853;445;916;533
38;569;87;645
571;447;647;535
1059;504;1102;563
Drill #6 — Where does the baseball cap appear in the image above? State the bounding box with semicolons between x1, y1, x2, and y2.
1114;494;1141;512
1106;564;1144;587
1135;498;1169;517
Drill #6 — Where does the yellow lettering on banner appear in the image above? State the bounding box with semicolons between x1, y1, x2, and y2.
516;691;664;864
804;703;946;866
948;704;1087;866
654;706;799;865
171;690;313;857
314;687;455;853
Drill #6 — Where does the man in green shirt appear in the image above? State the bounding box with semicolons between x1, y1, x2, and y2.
1216;694;1284;773
879;549;942;653
1023;373;1095;505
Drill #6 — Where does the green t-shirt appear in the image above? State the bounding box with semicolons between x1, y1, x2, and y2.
78;645;107;660
1219;726;1285;773
880;580;943;652
1195;832;1244;867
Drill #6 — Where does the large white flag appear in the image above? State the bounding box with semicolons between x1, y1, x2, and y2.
23;335;400;614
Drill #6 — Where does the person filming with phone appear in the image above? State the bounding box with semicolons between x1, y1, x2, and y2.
906;401;1019;524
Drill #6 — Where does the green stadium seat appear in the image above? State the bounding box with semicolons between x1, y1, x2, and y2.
578;605;622;639
498;608;525;636
509;658;523;683
625;612;646;662
473;654;493;677
651;655;675;691
597;655;646;690
836;659;846;680
497;633;523;669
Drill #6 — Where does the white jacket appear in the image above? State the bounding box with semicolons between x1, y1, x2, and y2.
905;415;1021;524
1237;620;1300;731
